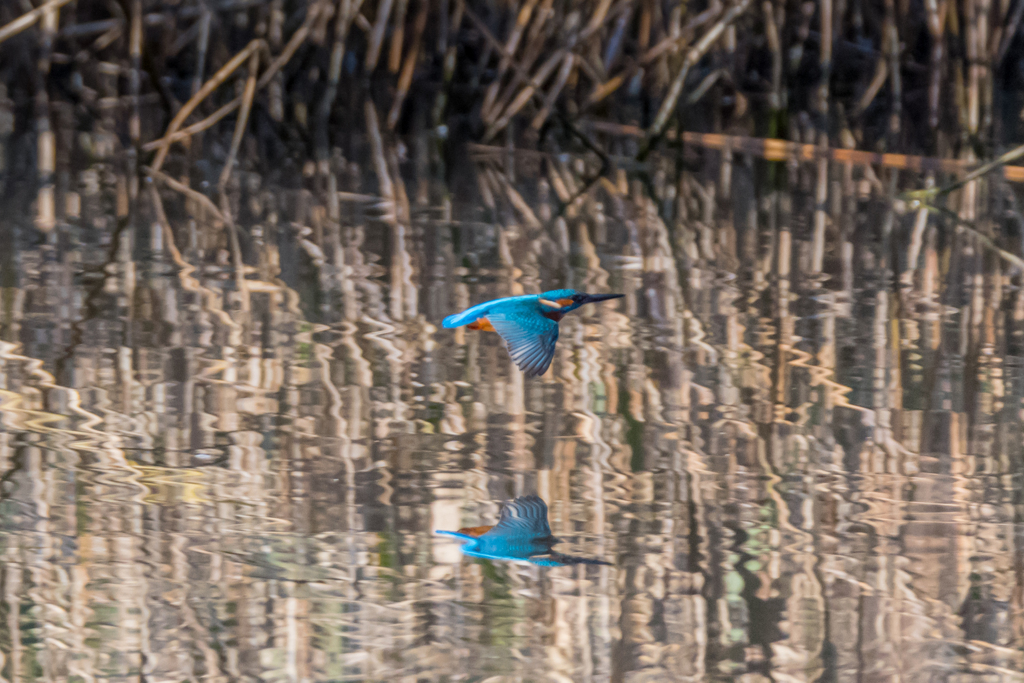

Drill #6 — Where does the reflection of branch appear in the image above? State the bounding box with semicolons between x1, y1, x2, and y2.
918;201;1024;271
902;141;1024;202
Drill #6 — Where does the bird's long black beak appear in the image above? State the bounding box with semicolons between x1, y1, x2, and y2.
582;293;624;304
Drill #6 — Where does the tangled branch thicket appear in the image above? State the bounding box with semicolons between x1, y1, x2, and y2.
0;0;1022;250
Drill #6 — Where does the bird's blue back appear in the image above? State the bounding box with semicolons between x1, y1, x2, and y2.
442;290;579;328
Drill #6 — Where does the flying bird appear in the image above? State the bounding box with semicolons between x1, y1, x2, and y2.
443;289;624;377
436;495;610;567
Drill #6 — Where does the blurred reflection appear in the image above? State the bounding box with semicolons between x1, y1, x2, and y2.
437;494;611;566
1;109;1023;681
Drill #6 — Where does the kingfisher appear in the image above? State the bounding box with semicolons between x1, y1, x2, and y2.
442;289;624;377
437;495;610;567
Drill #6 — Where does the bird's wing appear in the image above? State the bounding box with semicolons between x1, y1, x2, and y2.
486;312;559;377
484;495;553;540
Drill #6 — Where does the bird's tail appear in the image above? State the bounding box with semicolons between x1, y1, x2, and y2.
546;552;612;566
442;310;479;328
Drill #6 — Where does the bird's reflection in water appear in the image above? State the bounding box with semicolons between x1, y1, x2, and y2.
438;495;610;567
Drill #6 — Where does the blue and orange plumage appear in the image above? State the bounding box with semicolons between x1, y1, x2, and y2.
443;289;623;377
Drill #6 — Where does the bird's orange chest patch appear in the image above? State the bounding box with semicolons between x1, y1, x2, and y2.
468;318;496;332
457;525;494;537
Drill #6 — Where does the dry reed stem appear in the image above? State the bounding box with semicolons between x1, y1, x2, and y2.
464;7;567;134
505;0;635;117
924;0;946;130
762;0;781;110
584;0;616;36
482;52;563;139
388;0;410;73
142;3;323;153
218;50;260;190
33;3;58;234
353;13;372;31
515;0;555;77
337;191;383;202
0;0;76;46
685;68;725;105
388;0;429;129
366;0;396;70
192;7;212;97
530;53;576;130
883;0;901;138
966;0;983;135
169;15;202;56
905;175;932;278
642;0;752;155
150;39;266;172
546;162;572;202
602;3;634;71
365;101;398;226
817;0;832;116
587;76;625;105
128;0;142;147
588;1;722;105
317;0;363;149
810;156;828;274
483;7;555;127
996;0;1024;65
35;129;55;233
855;57;888;115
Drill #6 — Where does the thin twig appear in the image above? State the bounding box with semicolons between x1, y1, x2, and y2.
150;39;267;172
996;0;1024;66
903;141;1024;202
141;4;322;153
0;0;76;46
388;0;429;129
218;50;260;190
366;0;396;69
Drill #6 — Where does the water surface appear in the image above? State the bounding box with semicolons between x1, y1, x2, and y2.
1;139;1023;682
